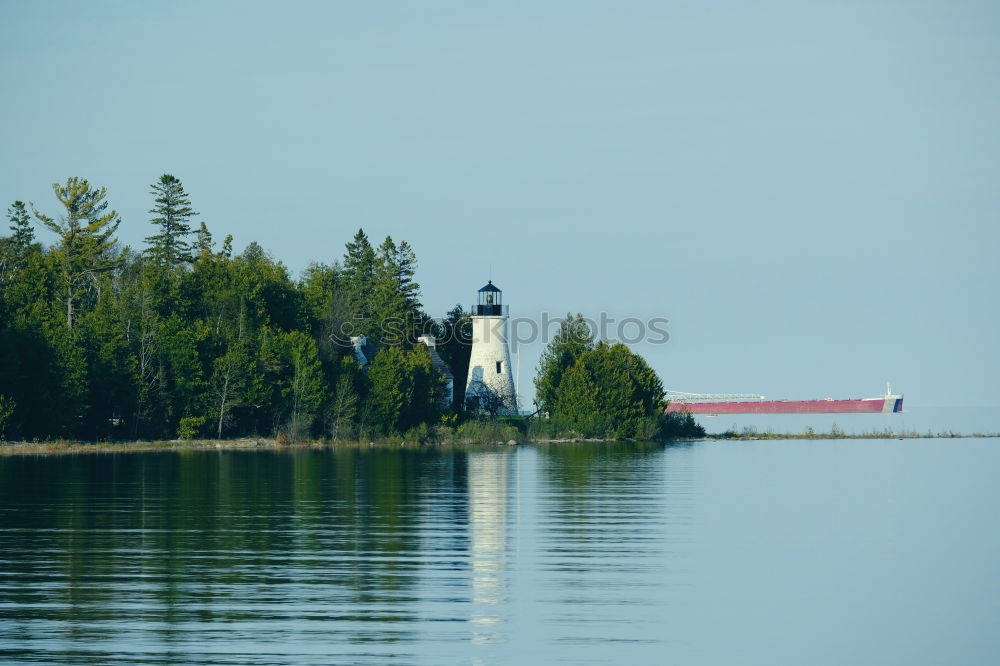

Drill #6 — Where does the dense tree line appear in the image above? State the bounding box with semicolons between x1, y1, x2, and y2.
0;175;466;441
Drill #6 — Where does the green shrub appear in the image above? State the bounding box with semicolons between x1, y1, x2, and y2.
177;416;206;440
635;416;660;441
404;422;431;444
457;420;519;444
526;417;560;440
432;425;456;442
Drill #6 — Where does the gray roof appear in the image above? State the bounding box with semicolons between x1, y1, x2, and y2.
424;347;454;380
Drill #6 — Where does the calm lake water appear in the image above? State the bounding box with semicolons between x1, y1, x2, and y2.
2;439;999;665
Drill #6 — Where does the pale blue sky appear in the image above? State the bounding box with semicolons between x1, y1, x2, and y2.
2;1;998;409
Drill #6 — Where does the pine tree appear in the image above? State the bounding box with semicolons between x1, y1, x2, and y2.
394;240;420;311
194;221;214;257
145;174;197;266
367;346;407;435
344;229;375;315
33;177;122;329
342;228;376;336
7;201;34;262
298;261;339;336
373;236;405;343
1;201;34;287
220;234;233;259
344;228;375;284
552;360;599;434
372;236;423;344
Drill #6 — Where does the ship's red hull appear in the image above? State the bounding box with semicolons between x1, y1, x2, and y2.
666;397;903;415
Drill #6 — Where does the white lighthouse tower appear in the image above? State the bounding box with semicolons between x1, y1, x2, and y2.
465;281;517;415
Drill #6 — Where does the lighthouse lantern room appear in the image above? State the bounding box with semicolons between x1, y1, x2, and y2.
476;281;504;316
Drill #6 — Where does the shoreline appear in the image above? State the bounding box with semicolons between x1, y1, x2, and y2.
1;429;998;456
0;438;516;457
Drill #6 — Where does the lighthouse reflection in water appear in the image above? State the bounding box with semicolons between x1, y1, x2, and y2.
467;450;511;644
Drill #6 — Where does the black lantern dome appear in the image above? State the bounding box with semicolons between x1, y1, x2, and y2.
476;280;503;315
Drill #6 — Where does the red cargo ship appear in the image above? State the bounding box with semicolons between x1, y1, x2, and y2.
665;385;904;415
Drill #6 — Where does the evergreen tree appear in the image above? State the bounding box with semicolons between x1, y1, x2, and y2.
401;345;445;430
342;228;376;334
367;346;444;435
235;241;297;332
550;342;667;439
157;314;208;435
32;178;121;329
373;236;406;344
298;261;340;336
367;346;408;435
144;174;197;266
394;240;420;312
7;201;34;263
372;236;422;345
194;221;214;257
534;313;594;412
551;359;599;434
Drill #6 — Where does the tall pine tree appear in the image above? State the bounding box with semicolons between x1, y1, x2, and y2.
373;236;422;345
1;201;34;288
7;201;34;263
33;178;121;329
342;228;376;336
194;221;214;257
145;174;197;266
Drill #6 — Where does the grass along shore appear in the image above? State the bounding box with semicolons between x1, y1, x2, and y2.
0;436;520;457
1;426;998;456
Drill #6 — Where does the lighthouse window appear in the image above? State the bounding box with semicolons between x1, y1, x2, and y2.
496;361;502;374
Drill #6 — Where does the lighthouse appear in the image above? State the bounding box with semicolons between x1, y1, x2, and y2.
465;281;517;415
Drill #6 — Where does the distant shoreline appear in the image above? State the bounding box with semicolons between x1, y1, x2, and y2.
1;429;997;456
